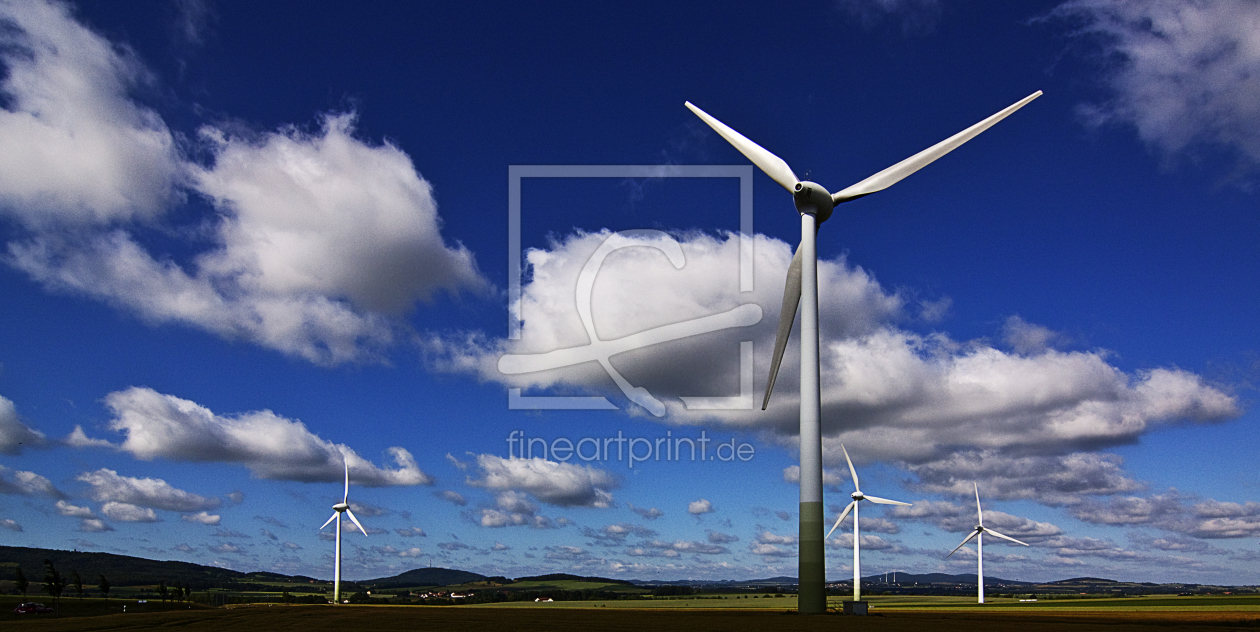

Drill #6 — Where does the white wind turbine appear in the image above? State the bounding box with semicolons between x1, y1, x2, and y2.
686;91;1041;613
948;482;1030;604
320;457;368;604
825;444;910;602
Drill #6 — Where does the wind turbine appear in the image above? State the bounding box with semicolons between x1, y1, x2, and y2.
320;457;368;604
825;444;910;602
948;482;1030;604
685;91;1041;613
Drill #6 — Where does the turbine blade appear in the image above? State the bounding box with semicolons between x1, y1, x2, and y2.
947;530;979;557
685;101;799;192
982;528;1029;547
825;501;857;540
320;513;338;530
831;91;1043;205
975;482;983;527
842;444;859;492
864;495;911;506
343;458;350;504
761;243;803;410
345;509;368;537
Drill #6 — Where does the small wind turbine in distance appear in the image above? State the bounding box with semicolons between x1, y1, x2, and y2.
685;90;1041;614
320;456;368;604
825;444;910;602
948;482;1030;604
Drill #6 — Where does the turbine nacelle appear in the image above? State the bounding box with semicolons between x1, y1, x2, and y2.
333;502;349;512
792;181;834;223
851;491;865;501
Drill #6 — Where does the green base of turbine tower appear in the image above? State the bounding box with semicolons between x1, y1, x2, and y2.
799;501;825;614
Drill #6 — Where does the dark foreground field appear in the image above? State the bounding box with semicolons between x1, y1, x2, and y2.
8;605;1260;632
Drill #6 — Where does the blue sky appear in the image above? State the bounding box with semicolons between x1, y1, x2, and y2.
1;0;1258;584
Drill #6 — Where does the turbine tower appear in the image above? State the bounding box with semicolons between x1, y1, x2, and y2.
685;91;1041;613
948;483;1030;604
825;444;910;602
320;457;368;604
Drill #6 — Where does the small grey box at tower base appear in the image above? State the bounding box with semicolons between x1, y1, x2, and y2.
843;600;868;615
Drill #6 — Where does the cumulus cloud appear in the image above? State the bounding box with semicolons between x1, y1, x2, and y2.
95;387;431;485
707;530;739;544
0;518;20;531
395;527;427;537
428;229;1235;511
907;451;1145;505
1186;500;1260;538
1068;492;1189;527
181;511;221;525
76;467;220;512
0;0;180;227
1053;0;1260;178
0;2;488;365
688;499;715;515
0;395;48;454
0;465;64;498
583;523;657;547
826;533;896;551
890;500;1062;540
78;518;112;533
468;454;616;508
101;501;159;523
56;500;95;518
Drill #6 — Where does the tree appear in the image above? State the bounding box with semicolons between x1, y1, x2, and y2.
158;581;168;601
15;567;28;598
184;582;191;602
43;559;65;607
71;569;84;601
98;574;110;601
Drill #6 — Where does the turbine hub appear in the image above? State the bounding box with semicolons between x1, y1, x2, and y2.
851;491;864;500
792;181;834;224
333;503;349;512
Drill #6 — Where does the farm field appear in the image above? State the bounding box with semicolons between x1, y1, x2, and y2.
6;597;1260;631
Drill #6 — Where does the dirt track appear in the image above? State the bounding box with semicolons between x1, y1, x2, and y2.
9;605;1260;632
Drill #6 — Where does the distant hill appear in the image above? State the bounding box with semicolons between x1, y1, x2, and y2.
0;545;248;587
364;567;487;587
514;573;635;586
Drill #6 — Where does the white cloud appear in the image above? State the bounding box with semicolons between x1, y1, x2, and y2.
1187;500;1260;538
0;464;63;498
0;518;21;531
192;114;488;316
907;451;1146;505
56;500;95;518
181;511;221;525
63;425;114;449
688;498;715;515
428;229;1236;511
468;454;616;508
826;533;895;551
78;518;113;532
0;395;47;454
756;531;796;545
0;2;489;366
209;542;242;554
0;0;180;227
395;527;427;537
1054;0;1260;177
76;467;220;512
97;387;431;485
1068;492;1189;527
101;501;159;523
